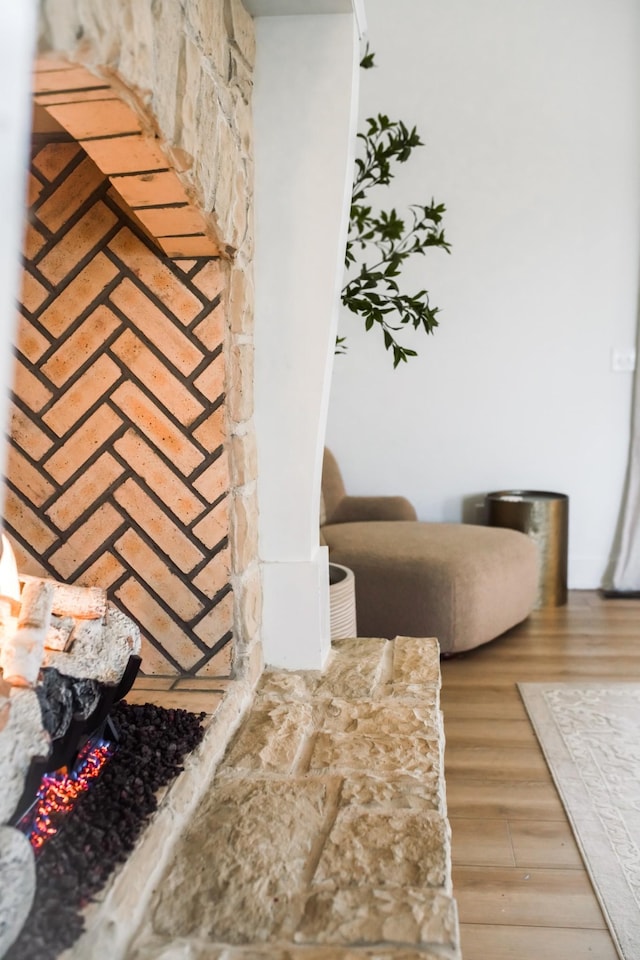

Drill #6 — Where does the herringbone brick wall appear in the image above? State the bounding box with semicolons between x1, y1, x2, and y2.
6;135;234;679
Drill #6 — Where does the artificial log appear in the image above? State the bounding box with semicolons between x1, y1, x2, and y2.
0;582;54;688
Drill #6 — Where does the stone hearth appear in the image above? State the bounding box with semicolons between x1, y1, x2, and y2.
69;637;461;960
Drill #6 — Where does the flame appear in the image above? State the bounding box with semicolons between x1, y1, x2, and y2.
19;738;115;852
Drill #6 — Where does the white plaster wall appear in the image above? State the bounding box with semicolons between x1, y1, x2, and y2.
0;4;38;495
252;11;360;667
327;0;640;588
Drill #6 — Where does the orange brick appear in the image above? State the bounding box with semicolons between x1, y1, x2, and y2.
36;156;106;233
193;498;229;551
193;547;231;599
114;429;206;524
157;236;221;258
9;401;54;460
3;487;57;553
192;406;226;453
110;171;189;208
8;537;50;579
190;260;226;300
12;360;53;413
27;173;44;206
77;551;126;590
42;354;121;437
6;446;55;507
109;279;204;376
23;223;47;261
193;592;234;646
19;270;49;316
35;89;116;107
38;252;120;338
38;201;118;286
193;305;225;351
114;529;204;622
137;633;182;676
114;478;204;573
194;353;225;402
32;142;81;181
111;329;204;426
41;304;121;387
14;314;50;363
108;229;203;324
45;99;142;140
111;382;204;476
196;639;234;679
80;135;169;175
32;66;110;95
134;205;208;238
44;406;123;483
34;57;74;73
48;502;124;578
45;452;124;528
173;260;197;274
192;454;230;504
115;577;198;673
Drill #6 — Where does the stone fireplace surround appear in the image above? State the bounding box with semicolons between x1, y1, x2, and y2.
0;2;455;959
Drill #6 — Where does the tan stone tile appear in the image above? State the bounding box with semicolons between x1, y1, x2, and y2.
192;548;231;600
45;99;142;139
110;382;205;476
42;354;121;437
192;591;234;645
48;502;125;577
115;530;204;622
80;135;169;175
6;446;55;507
111;329;204;426
316;637;389;699
314;809;449;890
193;352;225;402
295;888;459;949
12;360;53;413
339;776;443;814
9;401;54;461
38;202;119;286
257;670;319;700
192;498;229;551
392;636;441;689
38;252;120;338
41;305;122;386
108;228;203;324
309;731;441;781
43;406;123;483
150;778;331;942
319;699;441;736
19;271;49;316
36;156;106;233
46;452;124;528
220;698;312;775
114;478;205;574
192;455;229;504
113;430;206;524
109;278;205;376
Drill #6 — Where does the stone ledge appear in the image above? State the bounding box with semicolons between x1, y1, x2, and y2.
124;636;461;960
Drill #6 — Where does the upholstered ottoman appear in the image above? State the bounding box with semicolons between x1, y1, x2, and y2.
321;519;539;655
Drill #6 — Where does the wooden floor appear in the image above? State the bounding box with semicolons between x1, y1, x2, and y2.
440;589;639;960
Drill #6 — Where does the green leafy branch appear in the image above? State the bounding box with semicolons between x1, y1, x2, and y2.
340;54;451;368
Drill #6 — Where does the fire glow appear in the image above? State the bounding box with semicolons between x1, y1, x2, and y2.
19;738;116;852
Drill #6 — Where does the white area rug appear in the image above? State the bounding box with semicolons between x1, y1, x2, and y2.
518;682;640;960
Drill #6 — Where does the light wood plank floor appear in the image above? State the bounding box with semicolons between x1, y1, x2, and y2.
440;589;640;960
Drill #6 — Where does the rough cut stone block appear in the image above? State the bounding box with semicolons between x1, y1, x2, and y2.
316;638;388;699
310;731;441;781
392;636;441;690
132;942;457;960
314;810;449;890
220;699;313;774
339;776;444;815
295;887;460;949
257;670;317;701
151;777;331;943
319;698;441;736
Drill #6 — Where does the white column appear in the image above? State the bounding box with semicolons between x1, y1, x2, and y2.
252;8;361;668
0;4;37;494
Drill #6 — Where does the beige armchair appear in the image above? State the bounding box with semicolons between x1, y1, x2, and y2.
321;449;539;655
